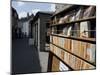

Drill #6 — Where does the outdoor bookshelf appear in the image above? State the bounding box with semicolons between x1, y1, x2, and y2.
50;16;96;27
48;5;96;71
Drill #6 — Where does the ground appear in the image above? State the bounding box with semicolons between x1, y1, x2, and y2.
12;38;49;74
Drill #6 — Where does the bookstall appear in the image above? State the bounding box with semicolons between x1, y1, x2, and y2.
48;5;96;71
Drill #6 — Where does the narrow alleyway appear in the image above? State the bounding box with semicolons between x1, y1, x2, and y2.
12;38;49;74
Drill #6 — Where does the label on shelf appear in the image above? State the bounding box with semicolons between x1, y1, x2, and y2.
59;61;69;71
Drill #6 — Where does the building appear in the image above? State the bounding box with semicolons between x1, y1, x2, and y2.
31;11;53;51
18;13;34;38
11;7;19;39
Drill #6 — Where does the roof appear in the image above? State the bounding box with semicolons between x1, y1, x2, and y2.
36;11;54;15
32;11;54;23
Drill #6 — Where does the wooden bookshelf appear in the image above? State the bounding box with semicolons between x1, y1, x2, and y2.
50;16;96;27
49;46;95;70
50;51;74;70
48;5;96;71
51;34;96;44
50;42;96;66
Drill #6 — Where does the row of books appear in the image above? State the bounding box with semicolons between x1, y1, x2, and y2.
51;36;96;64
52;6;95;25
50;43;95;70
51;6;96;38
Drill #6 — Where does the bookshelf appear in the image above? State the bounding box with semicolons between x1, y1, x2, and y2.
48;5;96;71
50;16;96;27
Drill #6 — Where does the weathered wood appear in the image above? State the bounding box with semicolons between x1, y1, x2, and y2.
50;16;96;27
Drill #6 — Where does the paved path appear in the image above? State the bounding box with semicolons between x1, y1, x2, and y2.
38;51;49;72
12;38;47;74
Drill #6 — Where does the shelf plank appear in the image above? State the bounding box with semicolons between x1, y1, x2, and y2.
49;51;74;70
50;42;96;67
50;16;96;27
50;34;96;44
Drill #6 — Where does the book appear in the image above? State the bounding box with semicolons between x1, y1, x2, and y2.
86;43;96;63
83;6;95;19
80;6;96;37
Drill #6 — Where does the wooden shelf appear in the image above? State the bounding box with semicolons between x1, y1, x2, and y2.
52;5;95;18
50;16;96;27
50;5;96;71
52;5;80;18
51;34;96;44
50;42;96;67
49;51;74;70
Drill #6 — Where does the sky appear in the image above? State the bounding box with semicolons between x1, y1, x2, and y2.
12;1;55;19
